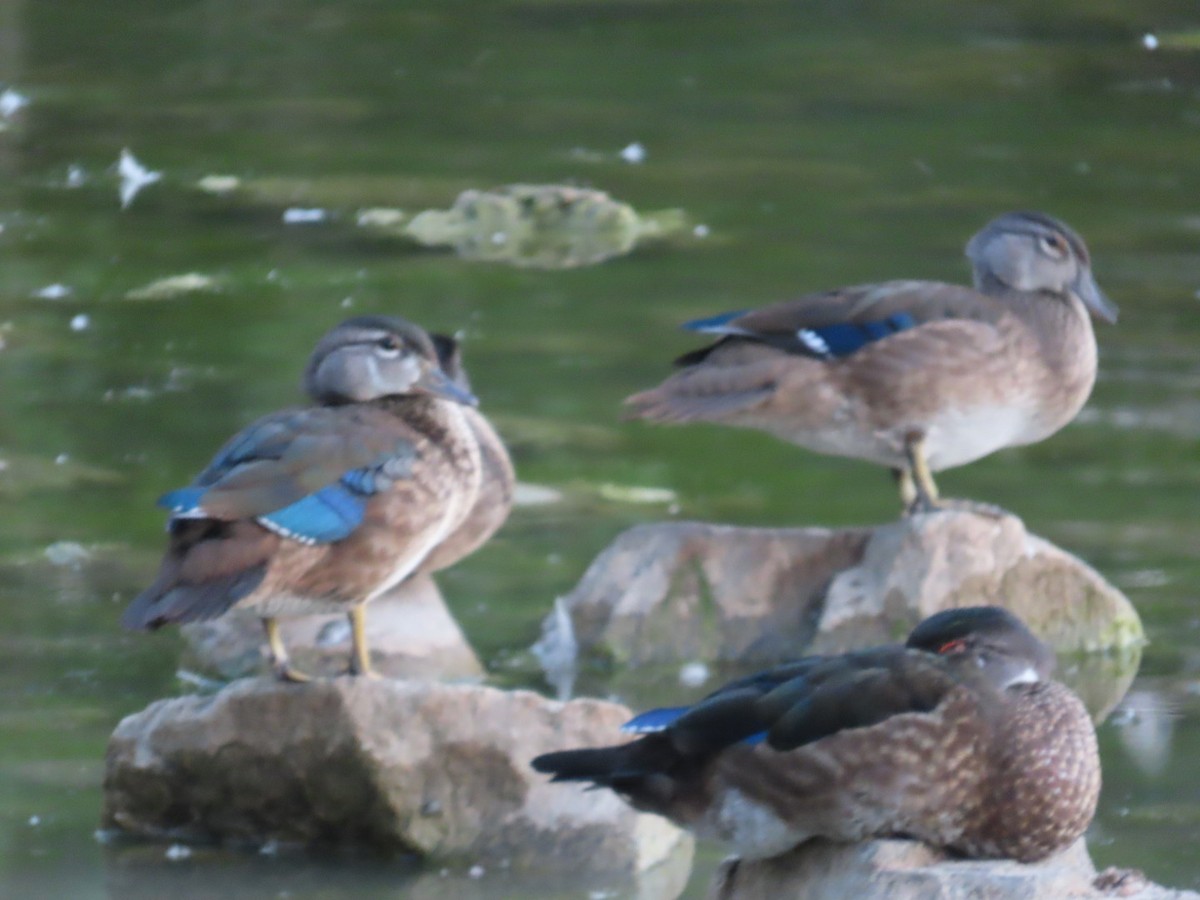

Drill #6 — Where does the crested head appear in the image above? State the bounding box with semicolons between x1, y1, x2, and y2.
906;606;1056;689
304;316;477;407
965;211;1118;324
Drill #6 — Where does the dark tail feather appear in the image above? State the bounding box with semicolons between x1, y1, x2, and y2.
532;735;684;786
533;738;690;817
121;564;267;630
531;747;631;784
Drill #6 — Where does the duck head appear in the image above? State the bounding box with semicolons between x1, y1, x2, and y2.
906;605;1057;690
966;210;1118;324
304;316;478;407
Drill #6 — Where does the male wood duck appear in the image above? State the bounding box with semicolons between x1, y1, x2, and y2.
532;606;1101;863
625;212;1118;511
122;316;487;682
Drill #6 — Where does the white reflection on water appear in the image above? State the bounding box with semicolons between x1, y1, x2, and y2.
1111;688;1178;779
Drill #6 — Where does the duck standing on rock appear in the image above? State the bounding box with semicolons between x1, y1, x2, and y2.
533;606;1101;863
123;316;495;682
625;211;1117;511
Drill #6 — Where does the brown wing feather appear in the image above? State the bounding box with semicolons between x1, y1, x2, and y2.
122;519;280;629
624;342;787;422
197;405;421;520
729;280;1006;335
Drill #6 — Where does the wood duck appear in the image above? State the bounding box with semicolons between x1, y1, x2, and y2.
122;316;487;682
532;606;1101;863
625;212;1118;511
417;334;515;575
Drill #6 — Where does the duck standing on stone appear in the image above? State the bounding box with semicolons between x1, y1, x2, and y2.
123;315;501;682
625;212;1117;511
532;606;1100;863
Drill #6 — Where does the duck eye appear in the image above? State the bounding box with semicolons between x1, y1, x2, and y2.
1039;234;1067;259
937;638;968;655
376;335;403;357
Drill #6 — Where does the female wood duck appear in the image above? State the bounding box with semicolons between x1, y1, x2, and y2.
532;606;1101;863
625;212;1118;511
417;333;515;575
122;316;487;682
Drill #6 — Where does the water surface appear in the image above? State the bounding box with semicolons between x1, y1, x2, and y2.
2;1;1200;896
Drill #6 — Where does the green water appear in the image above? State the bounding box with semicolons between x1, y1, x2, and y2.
3;0;1200;896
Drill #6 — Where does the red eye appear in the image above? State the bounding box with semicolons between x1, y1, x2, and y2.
938;639;967;654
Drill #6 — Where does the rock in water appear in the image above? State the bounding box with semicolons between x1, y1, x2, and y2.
707;838;1198;900
180;574;484;682
554;510;1142;669
102;677;691;891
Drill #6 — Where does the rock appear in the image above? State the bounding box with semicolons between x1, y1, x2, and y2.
391;184;690;269
102;677;692;895
180;574;484;682
813;511;1142;655
706;838;1197;900
554;511;1143;671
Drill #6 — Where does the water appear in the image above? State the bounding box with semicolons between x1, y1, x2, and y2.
2;0;1200;896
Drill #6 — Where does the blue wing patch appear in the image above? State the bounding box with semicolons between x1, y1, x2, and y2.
622;705;770;747
158;486;206;515
257;482;370;544
621;706;690;734
797;313;916;358
160;464;393;545
682;310;751;335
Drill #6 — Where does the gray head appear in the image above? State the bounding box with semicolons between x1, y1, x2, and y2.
906;605;1056;689
304;316;478;407
965;211;1118;324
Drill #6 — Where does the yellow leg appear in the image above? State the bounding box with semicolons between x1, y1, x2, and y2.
348;605;376;677
263;617;311;683
902;433;941;513
896;468;918;508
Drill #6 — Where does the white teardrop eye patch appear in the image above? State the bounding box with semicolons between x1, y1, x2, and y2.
1039;233;1068;259
375;335;403;359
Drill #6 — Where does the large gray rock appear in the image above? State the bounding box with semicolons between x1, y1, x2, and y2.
706;838;1197;900
102;677;692;894
180;574;484;682
557;510;1143;668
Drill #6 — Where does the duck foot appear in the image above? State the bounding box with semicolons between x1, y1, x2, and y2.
263;617;314;682
346;606;380;678
271;661;314;683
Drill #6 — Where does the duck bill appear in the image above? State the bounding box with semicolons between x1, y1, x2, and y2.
1077;270;1119;324
415;365;478;407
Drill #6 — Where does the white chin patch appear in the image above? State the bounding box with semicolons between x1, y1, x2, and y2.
1005;665;1040;687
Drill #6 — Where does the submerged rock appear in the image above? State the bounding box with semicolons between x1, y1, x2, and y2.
102;677;693;893
707;838;1197;900
125;272;218;300
553;510;1143;667
180;574;484;682
368;183;689;269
